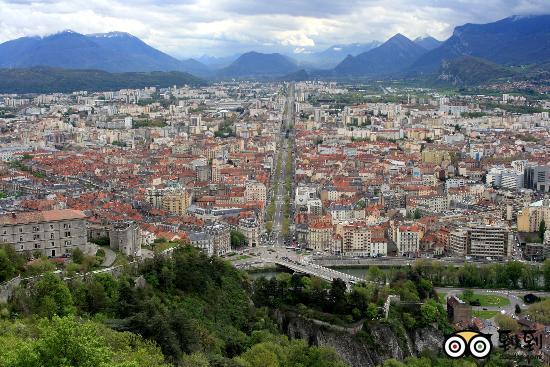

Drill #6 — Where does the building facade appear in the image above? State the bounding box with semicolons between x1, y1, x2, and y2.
0;209;87;258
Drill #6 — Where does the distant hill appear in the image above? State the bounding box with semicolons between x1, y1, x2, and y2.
414;36;442;51
333;34;427;76
196;54;240;69
436;56;516;86
0;67;204;94
218;52;298;77
278;69;310;81
410;15;550;73
293;41;381;68
0;30;209;75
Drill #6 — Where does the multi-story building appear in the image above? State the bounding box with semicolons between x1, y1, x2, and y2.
337;222;372;257
238;218;260;247
306;221;333;251
517;199;550;233
395;224;420;256
109;221;142;257
449;229;469;256
468;224;510;259
0;209;87;257
524;164;550;192
188;224;231;256
450;224;511;259
295;185;318;207
244;180;266;204
146;186;192;215
162;189;192;215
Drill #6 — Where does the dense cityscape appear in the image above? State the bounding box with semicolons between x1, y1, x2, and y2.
0;2;549;367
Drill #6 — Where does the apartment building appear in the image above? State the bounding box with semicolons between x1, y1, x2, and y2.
244;180;267;204
517;199;550;233
449;229;469;256
450;224;510;259
0;209;87;257
188;224;231;256
238;218;261;247
306;221;333;251
396;224;421;256
469;224;510;259
146;186;192;215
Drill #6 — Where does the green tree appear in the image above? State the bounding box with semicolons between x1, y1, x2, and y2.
544;260;550;291
539;219;546;243
494;314;521;332
230;230;247;248
180;352;210;367
30;272;75;318
402;312;416;329
366;303;379;320
0;316;168;367
527;299;550;323
420;302;439;324
236;342;282;367
71;248;85;264
329;279;348;315
399;280;420;302
0;248;16;283
505;261;524;289
366;266;385;284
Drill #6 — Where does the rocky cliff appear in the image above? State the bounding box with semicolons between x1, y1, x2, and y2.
274;310;444;367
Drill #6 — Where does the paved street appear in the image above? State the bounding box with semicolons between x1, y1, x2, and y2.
268;83;295;247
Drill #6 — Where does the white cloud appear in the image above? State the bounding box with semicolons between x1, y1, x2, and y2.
0;0;549;57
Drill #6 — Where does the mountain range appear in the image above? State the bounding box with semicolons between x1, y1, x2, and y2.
0;30;209;75
0;14;549;86
409;14;550;73
217;51;299;77
333;33;429;76
292;41;382;68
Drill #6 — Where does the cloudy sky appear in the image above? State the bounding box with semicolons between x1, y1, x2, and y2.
0;0;549;58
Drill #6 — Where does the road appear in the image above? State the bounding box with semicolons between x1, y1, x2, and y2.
268;83;295;247
437;287;549;315
85;243;116;267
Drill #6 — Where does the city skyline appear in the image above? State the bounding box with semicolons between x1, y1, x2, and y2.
1;0;549;58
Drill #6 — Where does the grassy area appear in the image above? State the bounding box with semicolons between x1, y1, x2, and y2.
438;292;447;304
231;255;251;261
112;252;129;267
473;310;499;319
460;292;510;307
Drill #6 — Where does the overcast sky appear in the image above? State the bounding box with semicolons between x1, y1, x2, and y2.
1;0;549;58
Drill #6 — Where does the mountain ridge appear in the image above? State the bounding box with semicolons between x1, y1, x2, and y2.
0;30;209;75
333;33;428;76
218;51;299;78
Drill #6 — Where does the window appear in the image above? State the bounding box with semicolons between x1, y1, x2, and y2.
50;233;54;239
33;226;39;232
2;230;6;235
65;231;71;237
34;244;40;249
64;240;71;246
50;224;54;230
19;227;23;233
19;236;23;242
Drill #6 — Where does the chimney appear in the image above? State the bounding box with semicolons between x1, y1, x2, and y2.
11;212;16;218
